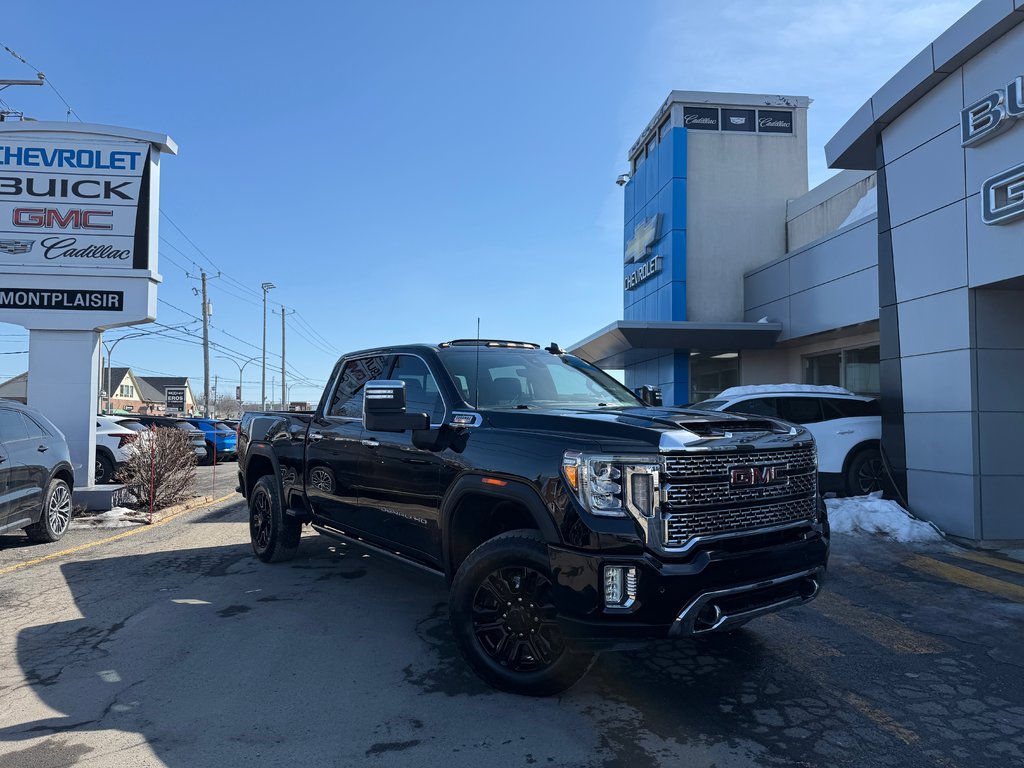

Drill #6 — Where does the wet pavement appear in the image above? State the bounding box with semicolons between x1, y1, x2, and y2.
0;494;1022;768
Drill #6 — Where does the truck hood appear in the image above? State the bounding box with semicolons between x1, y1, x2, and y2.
480;406;810;452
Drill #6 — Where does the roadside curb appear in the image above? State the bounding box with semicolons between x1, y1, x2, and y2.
0;492;239;576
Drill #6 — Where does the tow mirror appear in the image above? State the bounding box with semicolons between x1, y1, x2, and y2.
634;385;663;407
363;380;430;433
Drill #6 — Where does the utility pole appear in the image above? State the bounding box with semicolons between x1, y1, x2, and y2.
187;269;219;416
213;374;218;417
201;270;210;417
261;282;275;410
280;306;295;410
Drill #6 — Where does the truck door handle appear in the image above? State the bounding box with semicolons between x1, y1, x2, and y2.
308;432;324;442
37;445;48;453
360;439;380;449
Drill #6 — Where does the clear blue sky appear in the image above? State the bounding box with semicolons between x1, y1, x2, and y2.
0;0;977;403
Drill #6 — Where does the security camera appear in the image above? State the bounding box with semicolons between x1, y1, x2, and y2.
615;173;630;187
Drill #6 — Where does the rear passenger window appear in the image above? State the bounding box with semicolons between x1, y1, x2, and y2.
724;398;779;417
0;408;29;441
327;355;389;419
824;398;880;418
781;397;825;424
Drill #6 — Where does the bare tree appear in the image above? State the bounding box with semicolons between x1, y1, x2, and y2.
116;427;197;511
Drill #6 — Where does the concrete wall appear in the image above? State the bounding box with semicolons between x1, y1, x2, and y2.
686;108;809;323
876;19;1024;541
787;170;876;251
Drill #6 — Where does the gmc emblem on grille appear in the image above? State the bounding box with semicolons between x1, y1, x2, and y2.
730;464;786;487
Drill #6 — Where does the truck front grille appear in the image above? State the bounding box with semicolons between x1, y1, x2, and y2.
660;444;817;550
664;445;815;477
663;497;817;548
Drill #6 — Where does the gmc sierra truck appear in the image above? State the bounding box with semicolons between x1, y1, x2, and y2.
238;340;829;696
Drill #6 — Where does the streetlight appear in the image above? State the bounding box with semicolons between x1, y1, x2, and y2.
218;355;258;417
261;282;275;410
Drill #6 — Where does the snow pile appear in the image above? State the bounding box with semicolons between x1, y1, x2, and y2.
70;507;147;530
827;492;943;543
718;383;854;398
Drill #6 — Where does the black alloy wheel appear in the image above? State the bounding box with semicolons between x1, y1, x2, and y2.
248;475;300;563
471;566;563;673
846;447;885;496
449;530;593;696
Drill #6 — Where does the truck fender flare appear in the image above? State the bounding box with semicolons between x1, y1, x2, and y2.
243;444;285;502
439;474;560;579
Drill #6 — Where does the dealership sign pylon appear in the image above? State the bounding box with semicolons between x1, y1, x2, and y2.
0;122;176;488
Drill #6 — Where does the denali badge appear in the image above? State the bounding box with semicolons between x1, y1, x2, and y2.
730;464;786;487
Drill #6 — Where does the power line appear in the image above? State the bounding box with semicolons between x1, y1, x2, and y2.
1;43;82;121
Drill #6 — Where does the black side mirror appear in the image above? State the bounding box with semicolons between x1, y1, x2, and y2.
363;380;430;433
634;385;663;407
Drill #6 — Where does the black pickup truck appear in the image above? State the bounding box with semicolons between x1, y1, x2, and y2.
238;339;829;696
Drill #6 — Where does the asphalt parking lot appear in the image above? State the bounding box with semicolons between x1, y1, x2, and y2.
0;474;1022;768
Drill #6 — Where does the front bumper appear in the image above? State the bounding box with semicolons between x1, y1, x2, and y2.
548;525;828;649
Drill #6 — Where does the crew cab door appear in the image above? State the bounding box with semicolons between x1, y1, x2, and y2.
357;353;447;563
305;354;388;534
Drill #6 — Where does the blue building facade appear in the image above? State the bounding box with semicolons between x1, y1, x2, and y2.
621;126;690;404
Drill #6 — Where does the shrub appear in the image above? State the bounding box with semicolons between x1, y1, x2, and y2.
116;426;197;511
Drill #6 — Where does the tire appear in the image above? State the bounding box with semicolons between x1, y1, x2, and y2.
248;475;300;563
449;529;594;697
845;447;885;496
200;442;215;466
25;478;73;543
95;452;115;485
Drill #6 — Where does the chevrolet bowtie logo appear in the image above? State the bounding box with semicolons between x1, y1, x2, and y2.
624;214;661;264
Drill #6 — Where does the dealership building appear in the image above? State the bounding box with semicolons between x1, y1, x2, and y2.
571;0;1024;543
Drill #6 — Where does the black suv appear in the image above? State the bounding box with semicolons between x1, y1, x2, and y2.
0;401;75;543
239;341;829;695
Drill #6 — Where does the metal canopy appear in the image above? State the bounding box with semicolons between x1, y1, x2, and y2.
568;320;783;369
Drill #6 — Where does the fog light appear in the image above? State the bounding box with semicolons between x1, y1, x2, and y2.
604;566;637;608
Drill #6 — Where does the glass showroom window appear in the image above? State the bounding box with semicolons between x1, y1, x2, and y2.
803;346;879;396
689;351;739;405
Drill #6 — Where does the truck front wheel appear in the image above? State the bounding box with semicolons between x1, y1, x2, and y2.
449;530;594;697
249;475;301;562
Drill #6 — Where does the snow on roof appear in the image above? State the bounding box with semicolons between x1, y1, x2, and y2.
717;384;856;398
826;492;943;543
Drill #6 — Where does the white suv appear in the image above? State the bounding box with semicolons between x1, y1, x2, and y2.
691;384;883;497
94;415;148;484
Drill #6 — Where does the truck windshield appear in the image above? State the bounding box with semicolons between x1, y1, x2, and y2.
436;347;641;409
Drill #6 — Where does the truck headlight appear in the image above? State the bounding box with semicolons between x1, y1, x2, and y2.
563;452;661;519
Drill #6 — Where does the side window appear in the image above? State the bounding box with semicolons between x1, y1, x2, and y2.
20;413;46;438
327;355;389;419
0;408;29;441
390;355;445;424
824;398;879;418
781;397;825;424
724;398;778;417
